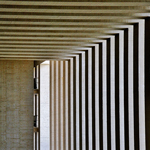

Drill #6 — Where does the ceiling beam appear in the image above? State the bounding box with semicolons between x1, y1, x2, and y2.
0;1;148;7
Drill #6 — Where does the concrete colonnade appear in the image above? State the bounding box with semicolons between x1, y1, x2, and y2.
48;18;148;150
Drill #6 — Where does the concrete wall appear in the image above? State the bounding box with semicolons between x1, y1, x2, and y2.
0;60;33;150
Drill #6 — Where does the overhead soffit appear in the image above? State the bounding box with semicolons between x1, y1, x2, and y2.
0;0;150;60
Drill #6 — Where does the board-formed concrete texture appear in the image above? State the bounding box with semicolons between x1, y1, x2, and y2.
1;0;150;150
1;0;150;61
0;60;33;150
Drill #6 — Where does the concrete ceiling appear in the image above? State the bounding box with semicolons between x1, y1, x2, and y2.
0;0;150;60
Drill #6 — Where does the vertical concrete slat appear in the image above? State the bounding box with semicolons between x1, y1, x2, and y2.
38;65;41;150
58;61;61;150
119;31;125;150
60;61;64;150
50;61;55;150
79;54;82;150
54;61;56;150
128;26;135;150
75;55;80;150
88;49;93;150
70;58;74;150
65;61;69;150
63;61;66;149
110;36;116;150
55;61;59;150
81;52;86;150
124;28;129;150
102;41;107;150
95;45;100;150
68;60;71;150
138;20;146;150
49;61;51;150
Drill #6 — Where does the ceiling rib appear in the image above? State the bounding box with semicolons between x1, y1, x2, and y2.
0;1;150;60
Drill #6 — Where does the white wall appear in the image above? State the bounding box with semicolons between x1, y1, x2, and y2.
40;61;50;150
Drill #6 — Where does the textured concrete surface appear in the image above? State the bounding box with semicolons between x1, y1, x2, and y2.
0;60;33;150
0;1;149;150
0;1;150;60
